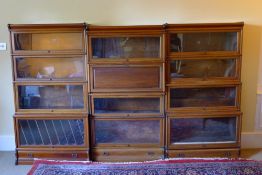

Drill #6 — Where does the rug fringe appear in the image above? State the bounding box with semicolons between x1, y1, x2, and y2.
33;157;257;165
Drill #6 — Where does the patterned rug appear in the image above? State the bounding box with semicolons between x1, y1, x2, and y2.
28;158;262;175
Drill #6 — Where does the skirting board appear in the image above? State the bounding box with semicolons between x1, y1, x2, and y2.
0;133;261;151
241;132;262;148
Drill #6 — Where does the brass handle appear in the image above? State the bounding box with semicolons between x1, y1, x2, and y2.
177;153;185;157
147;152;155;156
27;153;33;158
224;152;231;157
103;152;109;156
72;153;78;158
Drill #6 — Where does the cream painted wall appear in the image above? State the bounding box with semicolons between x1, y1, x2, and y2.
0;0;262;143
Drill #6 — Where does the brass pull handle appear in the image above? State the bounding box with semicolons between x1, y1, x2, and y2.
72;153;78;158
147;152;155;156
103;152;109;156
27;153;33;158
177;153;185;157
224;152;231;157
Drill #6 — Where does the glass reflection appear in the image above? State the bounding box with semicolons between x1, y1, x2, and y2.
170;117;236;143
92;37;160;58
170;32;238;52
170;87;236;108
18;85;84;109
95;120;160;144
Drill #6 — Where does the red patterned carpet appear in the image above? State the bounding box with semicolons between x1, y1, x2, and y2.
28;158;262;175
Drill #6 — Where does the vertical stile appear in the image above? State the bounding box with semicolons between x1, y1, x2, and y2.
19;122;28;145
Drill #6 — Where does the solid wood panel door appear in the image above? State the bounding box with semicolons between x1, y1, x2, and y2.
90;64;164;92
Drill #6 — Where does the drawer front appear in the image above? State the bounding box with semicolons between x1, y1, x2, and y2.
92;94;164;116
93;148;164;162
91;65;163;92
15;117;88;148
92;118;164;147
17;150;88;165
167;115;240;149
168;149;239;158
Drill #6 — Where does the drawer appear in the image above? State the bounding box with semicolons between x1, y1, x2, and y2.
14;115;89;148
92;148;164;162
90;64;164;92
91;93;164;116
92;117;164;147
17;150;89;165
167;149;240;158
167;113;241;149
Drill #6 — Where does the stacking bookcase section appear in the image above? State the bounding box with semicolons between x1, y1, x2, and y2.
165;22;243;158
167;83;241;112
167;23;242;57
166;112;241;150
14;82;88;113
89;64;164;92
90;93;164;117
10;24;86;55
13;55;86;81
9;23;89;164
166;112;241;158
88;25;164;64
167;56;241;85
92;117;164;147
88;25;166;162
91;117;165;162
14;115;89;164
